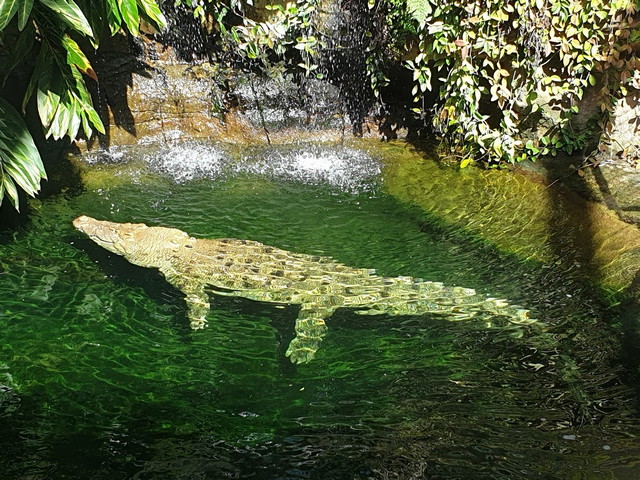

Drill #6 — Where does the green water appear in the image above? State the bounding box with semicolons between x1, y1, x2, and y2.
1;144;639;479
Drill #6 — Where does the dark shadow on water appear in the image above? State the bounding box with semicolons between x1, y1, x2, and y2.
544;159;640;404
617;269;640;394
545;179;601;287
71;237;189;329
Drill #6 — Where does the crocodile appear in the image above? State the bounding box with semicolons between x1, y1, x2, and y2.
73;215;533;363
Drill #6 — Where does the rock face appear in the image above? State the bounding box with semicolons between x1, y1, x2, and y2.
591;163;640;226
80;32;358;151
603;91;640;165
84;34;226;148
595;91;640;226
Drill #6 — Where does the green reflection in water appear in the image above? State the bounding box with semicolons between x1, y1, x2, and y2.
0;142;639;479
373;140;640;296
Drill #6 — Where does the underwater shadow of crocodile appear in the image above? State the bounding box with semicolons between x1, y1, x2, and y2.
73;215;534;364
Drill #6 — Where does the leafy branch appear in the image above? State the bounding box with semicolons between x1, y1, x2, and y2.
396;0;640;165
0;0;166;210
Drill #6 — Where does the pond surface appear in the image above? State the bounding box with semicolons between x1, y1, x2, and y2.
1;141;639;479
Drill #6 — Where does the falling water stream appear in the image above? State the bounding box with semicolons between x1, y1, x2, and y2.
1;140;639;479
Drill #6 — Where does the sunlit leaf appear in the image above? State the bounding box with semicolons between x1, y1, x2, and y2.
37;83;62;128
118;0;140;36
69;66;105;135
67;96;81;139
2;173;19;209
17;0;33;30
104;0;121;34
0;0;19;30
0;97;46;211
460;158;474;168
137;0;166;31
61;34;97;81
406;0;432;25
39;0;94;37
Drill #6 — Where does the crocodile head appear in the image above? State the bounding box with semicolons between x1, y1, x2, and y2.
73;215;194;268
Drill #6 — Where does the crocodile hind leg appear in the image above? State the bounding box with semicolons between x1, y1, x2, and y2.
286;304;334;364
184;288;211;329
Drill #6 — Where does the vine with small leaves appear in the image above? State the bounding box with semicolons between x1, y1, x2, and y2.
179;0;325;78
398;0;640;166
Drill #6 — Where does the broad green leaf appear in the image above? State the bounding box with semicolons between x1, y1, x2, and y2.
83;104;105;134
3;155;39;195
36;61;65;128
17;0;33;30
38;0;94;37
58;98;74;138
0;97;46;210
46;100;66;140
0;133;43;178
137;0;166;31
0;0;19;30
80;111;92;139
2;174;19;209
118;0;140;36
61;34;97;80
65;96;81;139
105;0;122;35
47;90;76;140
69;65;105;135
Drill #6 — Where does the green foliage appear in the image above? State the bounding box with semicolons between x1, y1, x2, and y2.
394;0;640;165
0;0;166;209
406;0;431;26
177;0;640;167
0;98;46;210
177;0;324;78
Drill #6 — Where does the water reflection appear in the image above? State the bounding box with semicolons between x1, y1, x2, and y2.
1;141;639;478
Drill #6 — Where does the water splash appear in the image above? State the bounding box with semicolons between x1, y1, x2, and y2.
237;145;381;192
145;143;226;183
80;142;381;192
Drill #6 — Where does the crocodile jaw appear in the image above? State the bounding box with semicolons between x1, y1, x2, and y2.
73;215;133;256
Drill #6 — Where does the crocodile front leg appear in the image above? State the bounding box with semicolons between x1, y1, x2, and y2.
286;304;334;364
162;269;211;329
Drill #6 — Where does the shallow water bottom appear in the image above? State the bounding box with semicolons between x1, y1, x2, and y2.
1;142;639;479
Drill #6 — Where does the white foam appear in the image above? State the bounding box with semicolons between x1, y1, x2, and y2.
83;142;381;192
144;143;226;183
239;146;381;192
